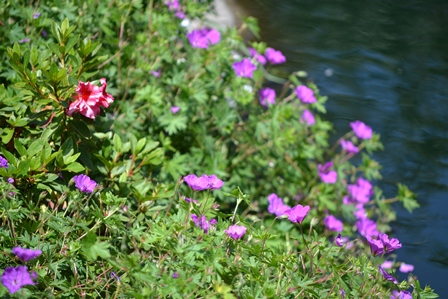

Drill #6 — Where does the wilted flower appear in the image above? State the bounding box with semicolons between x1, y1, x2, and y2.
12;247;42;262
284;204;310;224
232;58;257;78
267;193;290;217
301;109;315;125
335;233;346;247
67;78;114;119
170;106;180;114
350;120;372;140
172;272;179;278
0;155;8;169
151;69;161;77
73;174;97;193
191;214;216;234
399;263;414;273
323;215;344;232
264;47;286;64
225;225;247;239
259;88;276;108
1;266;36;294
249;48;266;65
318;162;337;184
295;85;316;104
33;13;41;19
18;38;31;43
187;28;220;49
340;140;359;154
378;266;398;284
110;272;120;281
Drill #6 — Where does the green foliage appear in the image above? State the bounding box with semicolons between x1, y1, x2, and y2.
0;0;438;298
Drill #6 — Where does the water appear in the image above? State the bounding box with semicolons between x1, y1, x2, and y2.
235;0;448;295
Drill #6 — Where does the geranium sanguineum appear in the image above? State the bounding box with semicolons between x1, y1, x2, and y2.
67;78;114;119
350;120;372;140
12;247;42;262
73;174;97;193
264;47;286;64
284;204;310;224
183;174;223;191
232;58;257;79
259;88;276;108
225;225;247;240
1;266;36;294
295;85;316;104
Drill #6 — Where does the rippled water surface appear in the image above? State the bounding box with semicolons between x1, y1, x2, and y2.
236;0;448;295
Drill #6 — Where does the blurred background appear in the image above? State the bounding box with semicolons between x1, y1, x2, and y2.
234;0;448;296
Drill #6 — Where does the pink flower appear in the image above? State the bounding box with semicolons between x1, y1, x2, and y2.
249;48;267;65
318;162;337;184
267;193;290;217
183;174;224;191
259;88;276;108
295;86;316;104
367;233;402;256
225;225;247;239
1;266;36;294
323;215;344;232
350;120;372;140
340;140;359;154
346;178;372;204
232;58;257;78
391;290;412;299
264;47;286;64
170;106;180;114
356;217;379;238
335;233;346;247
301;109;315;125
399;262;414;273
12;247;42;262
67;78;114;119
284;204;310;224
73;174;97;193
381;260;393;269
186;28;220;49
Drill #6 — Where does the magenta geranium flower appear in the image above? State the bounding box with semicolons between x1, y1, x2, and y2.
367;233;402;256
67;78;114;119
232;58;257;78
381;260;393;269
259;88;276;108
378;266;398;284
346;178;372;204
73;174;97;193
295;85;316;104
350;120;372;140
340;140;359;154
301;109;315;126
186;28;220;49
284;204;310;224
399;262;414;273
225;225;247;240
267;193;290;217
183;174;224;191
318;162;337;184
1;266;36;294
323;215;344;232
264;47;286;64
249;48;266;65
356;217;379;238
391;290;412;299
0;155;8;169
170;106;180;114
12;247;42;262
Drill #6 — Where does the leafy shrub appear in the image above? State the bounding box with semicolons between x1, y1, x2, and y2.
0;0;438;298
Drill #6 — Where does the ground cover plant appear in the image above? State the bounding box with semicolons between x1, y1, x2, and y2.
0;0;440;298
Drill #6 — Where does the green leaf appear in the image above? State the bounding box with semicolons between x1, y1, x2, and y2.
63;162;85;172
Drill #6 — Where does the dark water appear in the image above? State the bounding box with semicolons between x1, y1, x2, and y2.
236;0;448;295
